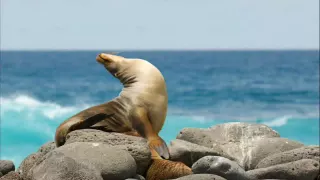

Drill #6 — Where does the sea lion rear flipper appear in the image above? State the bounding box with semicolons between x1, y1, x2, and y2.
55;112;113;147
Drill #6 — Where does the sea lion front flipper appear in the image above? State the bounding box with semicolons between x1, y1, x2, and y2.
130;107;170;159
148;137;170;160
55;112;113;147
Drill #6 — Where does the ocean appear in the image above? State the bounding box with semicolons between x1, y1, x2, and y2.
1;50;319;167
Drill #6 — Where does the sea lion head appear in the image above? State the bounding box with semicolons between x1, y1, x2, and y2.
96;53;128;78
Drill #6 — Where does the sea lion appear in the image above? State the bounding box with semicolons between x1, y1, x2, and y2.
55;53;169;159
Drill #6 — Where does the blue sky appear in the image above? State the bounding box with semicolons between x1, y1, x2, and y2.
0;0;319;50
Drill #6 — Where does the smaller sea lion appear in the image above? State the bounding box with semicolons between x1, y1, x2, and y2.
55;53;170;159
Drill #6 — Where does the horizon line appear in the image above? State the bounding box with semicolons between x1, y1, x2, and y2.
1;48;319;52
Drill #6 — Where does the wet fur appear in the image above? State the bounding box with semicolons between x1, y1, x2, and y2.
146;159;193;180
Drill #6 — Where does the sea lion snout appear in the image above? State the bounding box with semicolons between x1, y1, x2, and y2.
96;53;112;64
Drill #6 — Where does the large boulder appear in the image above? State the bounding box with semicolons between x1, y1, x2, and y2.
0;160;15;176
177;122;303;169
18;141;57;179
246;159;319;180
65;129;151;175
177;122;280;147
168;139;234;167
27;142;137;180
256;145;320;168
244;137;304;170
17;153;42;179
192;156;254;180
37;141;56;155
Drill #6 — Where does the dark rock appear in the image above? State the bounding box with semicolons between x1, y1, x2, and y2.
28;142;137;180
0;171;22;180
244;137;304;170
17;153;42;179
0;160;15;176
256;145;320;169
65;129;151;175
169;139;234;167
192;156;254;180
0;172;2;178
37;141;56;155
246;159;319;180
169;174;227;180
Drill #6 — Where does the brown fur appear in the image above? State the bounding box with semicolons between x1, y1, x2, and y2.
146;159;193;180
55;53;169;159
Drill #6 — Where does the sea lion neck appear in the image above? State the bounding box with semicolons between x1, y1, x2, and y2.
116;70;139;88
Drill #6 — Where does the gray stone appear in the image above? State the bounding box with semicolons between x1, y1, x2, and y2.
28;151;103;180
18;142;57;179
177;122;280;147
256;145;320;169
28;142;137;180
0;160;15;176
192;156;254;180
37;141;56;155
176;122;283;169
246;159;319;180
170;174;227;180
0;171;22;180
169;139;234;167
65;129;151;175
244;137;304;170
17;153;42;179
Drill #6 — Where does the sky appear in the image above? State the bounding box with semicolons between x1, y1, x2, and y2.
0;0;319;50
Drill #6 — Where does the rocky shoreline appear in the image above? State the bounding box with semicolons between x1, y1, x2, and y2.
1;122;319;180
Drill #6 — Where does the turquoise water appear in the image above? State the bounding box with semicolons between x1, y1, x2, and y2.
1;50;319;167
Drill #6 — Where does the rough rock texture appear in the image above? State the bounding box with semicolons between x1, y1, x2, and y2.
256;145;320;168
170;174;226;180
192;156;254;180
28;142;137;180
244;137;304;170
169;139;234;167
18;141;57;179
37;141;56;155
177;122;280;147
0;171;22;180
65;129;151;175
17;153;42;179
0;160;15;176
246;159;320;180
177;122;304;170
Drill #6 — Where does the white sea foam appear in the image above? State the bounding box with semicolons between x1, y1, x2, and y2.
262;115;292;127
0;95;91;120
